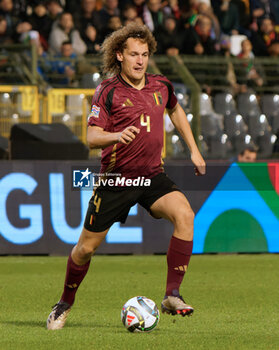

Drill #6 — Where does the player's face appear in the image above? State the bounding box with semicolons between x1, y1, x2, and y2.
117;38;149;86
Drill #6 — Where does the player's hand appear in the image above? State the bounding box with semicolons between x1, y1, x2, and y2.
117;126;140;145
191;151;206;176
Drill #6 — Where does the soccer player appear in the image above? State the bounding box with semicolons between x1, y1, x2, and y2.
47;23;206;330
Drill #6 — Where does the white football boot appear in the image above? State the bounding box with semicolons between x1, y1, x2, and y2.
47;301;71;330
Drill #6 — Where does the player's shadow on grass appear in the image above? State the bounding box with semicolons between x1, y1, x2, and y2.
0;320;112;329
1;320;160;332
67;321;122;329
0;320;45;328
68;322;161;333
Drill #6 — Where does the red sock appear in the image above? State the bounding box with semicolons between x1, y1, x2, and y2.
166;236;193;296
60;254;90;306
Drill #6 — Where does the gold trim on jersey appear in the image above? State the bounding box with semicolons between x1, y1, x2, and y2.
91;144;117;196
122;98;134;107
105;144;117;174
160;152;164;170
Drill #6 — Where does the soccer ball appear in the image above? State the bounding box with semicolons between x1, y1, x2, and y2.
121;296;160;333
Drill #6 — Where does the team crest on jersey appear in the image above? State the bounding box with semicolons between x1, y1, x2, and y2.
153;91;162;105
89;104;100;118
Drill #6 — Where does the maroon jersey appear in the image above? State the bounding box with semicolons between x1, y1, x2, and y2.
88;73;177;178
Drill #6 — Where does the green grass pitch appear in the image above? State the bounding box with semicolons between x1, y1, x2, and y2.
1;254;279;350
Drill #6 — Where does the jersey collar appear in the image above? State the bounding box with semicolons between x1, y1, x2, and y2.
117;73;149;89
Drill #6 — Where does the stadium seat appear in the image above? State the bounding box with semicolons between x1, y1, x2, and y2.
172;82;190;112
247;113;272;139
237;93;262;122
199;135;209;159
171;132;188;158
80;72;102;89
261;94;279;133
200;100;224;139
231;133;257;154
200;93;225;145
170;131;209;159
213;92;238;116
200;93;214;116
273;117;279;134
257;133;278;158
201;112;224;140
224;113;248;138
273;131;279;156
207;134;233;159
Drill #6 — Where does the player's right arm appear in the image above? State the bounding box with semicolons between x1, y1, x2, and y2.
87;81;140;149
87;125;140;149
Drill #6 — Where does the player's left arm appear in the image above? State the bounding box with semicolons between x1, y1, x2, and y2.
168;103;206;175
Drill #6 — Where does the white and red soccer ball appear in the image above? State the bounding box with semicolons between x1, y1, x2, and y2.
121;296;160;333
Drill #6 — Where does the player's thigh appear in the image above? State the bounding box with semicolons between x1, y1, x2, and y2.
76;226;109;255
84;187;139;232
150;191;194;224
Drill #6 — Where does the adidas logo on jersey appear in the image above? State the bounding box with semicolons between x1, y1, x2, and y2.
122;98;134;107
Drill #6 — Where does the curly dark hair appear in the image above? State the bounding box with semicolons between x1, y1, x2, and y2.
101;23;157;75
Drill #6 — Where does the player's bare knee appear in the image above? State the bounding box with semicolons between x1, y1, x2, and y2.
78;243;95;259
175;206;195;226
186;207;195;224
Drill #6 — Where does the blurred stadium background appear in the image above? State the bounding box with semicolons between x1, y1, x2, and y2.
1;1;279;348
0;44;278;256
